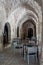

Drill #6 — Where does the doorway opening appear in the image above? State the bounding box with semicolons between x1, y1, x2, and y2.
28;28;33;39
21;19;36;39
17;27;19;37
3;23;11;47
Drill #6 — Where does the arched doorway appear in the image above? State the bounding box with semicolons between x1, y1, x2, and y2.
21;19;36;39
3;23;11;47
28;28;33;39
17;27;19;37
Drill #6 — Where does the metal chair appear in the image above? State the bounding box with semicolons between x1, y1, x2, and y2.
23;45;37;64
27;46;37;64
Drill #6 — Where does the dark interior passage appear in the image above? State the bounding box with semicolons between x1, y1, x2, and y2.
17;27;19;37
28;28;33;39
3;24;8;47
21;20;36;39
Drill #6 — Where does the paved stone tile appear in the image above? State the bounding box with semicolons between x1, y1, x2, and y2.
0;47;42;65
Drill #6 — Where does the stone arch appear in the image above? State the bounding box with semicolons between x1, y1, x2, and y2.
16;10;38;40
19;19;36;39
16;9;38;27
22;19;36;38
15;9;38;39
3;22;11;47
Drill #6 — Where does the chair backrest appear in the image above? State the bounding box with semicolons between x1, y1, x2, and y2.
27;46;37;54
31;37;37;43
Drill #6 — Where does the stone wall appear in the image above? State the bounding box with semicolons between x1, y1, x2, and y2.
20;20;36;38
0;0;42;50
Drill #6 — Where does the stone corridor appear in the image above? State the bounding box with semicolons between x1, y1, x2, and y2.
0;0;43;65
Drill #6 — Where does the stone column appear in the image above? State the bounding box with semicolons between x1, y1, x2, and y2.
40;0;43;62
41;0;43;45
0;32;3;51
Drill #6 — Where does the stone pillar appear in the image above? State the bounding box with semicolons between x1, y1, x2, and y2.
0;34;3;51
39;0;43;62
42;0;43;44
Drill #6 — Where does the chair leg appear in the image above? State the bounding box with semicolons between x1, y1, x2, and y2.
24;54;26;60
27;54;29;64
34;55;36;64
37;55;40;65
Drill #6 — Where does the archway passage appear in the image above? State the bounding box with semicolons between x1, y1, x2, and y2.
3;23;11;47
21;19;36;39
28;28;33;39
17;27;19;37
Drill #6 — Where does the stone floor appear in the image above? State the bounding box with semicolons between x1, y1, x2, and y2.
0;46;42;65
